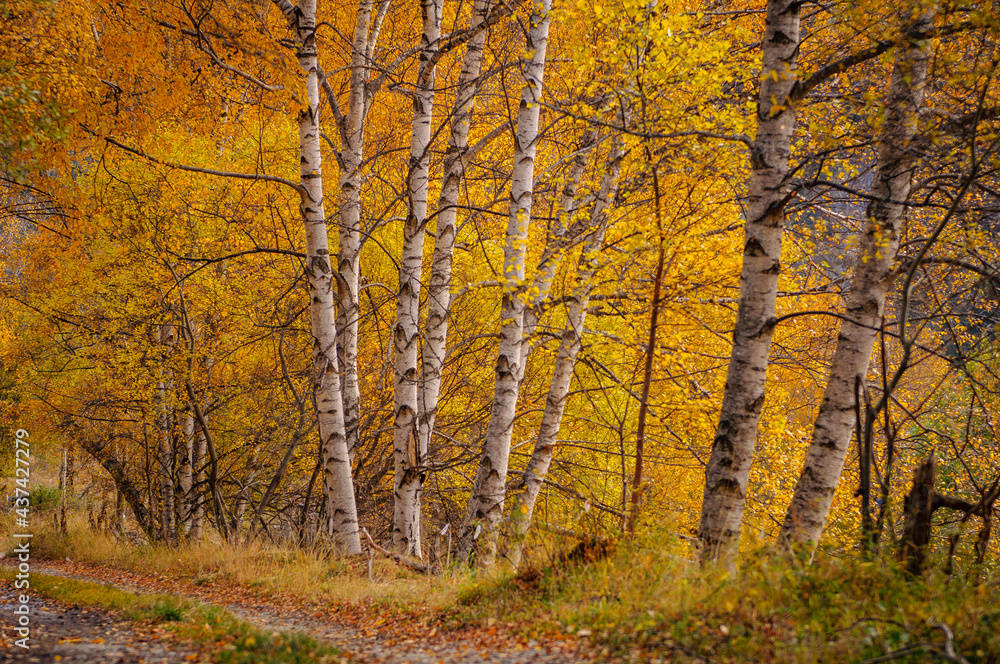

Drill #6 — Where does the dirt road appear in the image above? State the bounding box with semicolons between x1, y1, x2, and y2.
2;561;603;664
0;577;204;663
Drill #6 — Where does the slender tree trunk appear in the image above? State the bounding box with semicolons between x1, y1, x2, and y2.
178;411;194;537
176;316;199;539
337;0;374;461
507;134;625;566
273;0;363;555
156;378;173;541
392;0;442;558
115;488;125;534
697;0;801;564
59;447;67;535
627;158;666;536
780;7;934;548
187;382;229;540
65;444;75;489
457;0;553;565
519;127;600;359
188;405;207;540
973;504;993;570
156;324;177;543
417;0;490;469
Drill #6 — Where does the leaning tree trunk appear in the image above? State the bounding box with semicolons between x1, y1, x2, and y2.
417;0;490;469
697;0;801;564
780;7;934;548
456;0;553;565
392;0;442;557
507;133;625;566
518;127;600;360
272;0;362;555
80;436;158;540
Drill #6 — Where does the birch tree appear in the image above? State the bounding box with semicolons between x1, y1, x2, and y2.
518;127;601;359
178;410;194;536
334;0;378;461
393;0;525;555
273;0;362;555
155;322;177;542
507;132;626;566
417;0;492;476
392;0;443;557
457;0;554;565
781;6;936;547
188;411;207;540
697;0;801;563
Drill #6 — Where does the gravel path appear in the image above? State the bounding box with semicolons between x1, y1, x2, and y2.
6;562;601;664
0;578;203;663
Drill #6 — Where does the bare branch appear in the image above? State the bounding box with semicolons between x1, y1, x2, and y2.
98;133;304;195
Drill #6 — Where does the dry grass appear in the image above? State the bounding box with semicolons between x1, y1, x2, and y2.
17;513;1000;663
25;514;480;612
452;535;1000;662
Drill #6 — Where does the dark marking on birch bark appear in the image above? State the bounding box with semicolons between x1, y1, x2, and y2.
745;236;767;256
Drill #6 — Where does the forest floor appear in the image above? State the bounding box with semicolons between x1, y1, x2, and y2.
3;523;999;663
0;576;203;663
1;558;600;664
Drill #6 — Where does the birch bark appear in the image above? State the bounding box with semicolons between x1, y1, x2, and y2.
457;0;553;565
392;0;442;557
156;323;177;542
337;0;374;461
273;0;362;555
178;411;194;536
156;379;174;542
189;413;206;540
188;354;211;541
507;134;625;566
697;0;800;563
780;8;934;547
518;128;600;371
417;0;490;468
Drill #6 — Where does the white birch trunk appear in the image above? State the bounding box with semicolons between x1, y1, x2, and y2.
457;0;553;565
697;0;800;563
392;0;442;557
156;323;177;542
519;128;600;371
188;353;210;541
417;0;490;464
189;411;206;540
337;0;374;461
157;377;174;542
780;8;934;547
178;411;194;536
273;0;362;555
507;134;625;566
